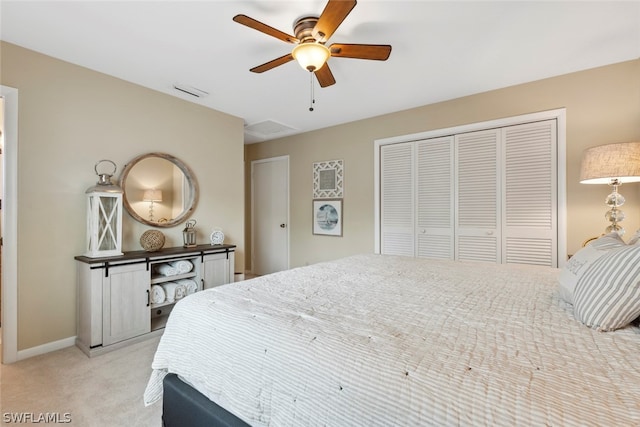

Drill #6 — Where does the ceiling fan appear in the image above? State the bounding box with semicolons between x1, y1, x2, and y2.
233;0;392;88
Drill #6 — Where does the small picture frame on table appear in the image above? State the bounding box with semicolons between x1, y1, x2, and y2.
312;199;343;237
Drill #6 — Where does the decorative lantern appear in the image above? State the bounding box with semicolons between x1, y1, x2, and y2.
182;219;197;248
85;160;124;258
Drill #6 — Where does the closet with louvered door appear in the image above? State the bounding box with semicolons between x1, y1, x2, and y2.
416;136;454;259
380;137;455;258
380;142;414;256
455;129;500;262
502;120;557;266
379;118;559;267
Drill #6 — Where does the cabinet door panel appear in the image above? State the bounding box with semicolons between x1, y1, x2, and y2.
103;263;150;346
203;253;231;289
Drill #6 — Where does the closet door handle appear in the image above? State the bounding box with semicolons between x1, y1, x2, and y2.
146;289;150;307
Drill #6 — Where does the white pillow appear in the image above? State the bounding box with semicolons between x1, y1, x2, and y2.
627;229;640;245
573;244;640;331
557;232;626;304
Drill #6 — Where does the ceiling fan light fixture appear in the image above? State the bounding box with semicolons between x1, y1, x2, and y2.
292;42;330;72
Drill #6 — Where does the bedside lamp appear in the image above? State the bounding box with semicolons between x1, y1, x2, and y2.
143;189;162;222
580;141;640;235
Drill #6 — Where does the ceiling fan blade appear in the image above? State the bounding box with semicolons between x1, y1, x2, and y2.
250;54;295;73
312;0;357;42
233;14;298;44
314;63;336;88
329;43;392;60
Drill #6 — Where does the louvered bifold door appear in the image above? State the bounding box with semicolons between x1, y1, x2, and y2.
455;129;500;262
380;142;415;256
416;137;454;259
502;120;557;267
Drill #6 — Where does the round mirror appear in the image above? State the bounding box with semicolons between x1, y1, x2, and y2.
119;152;198;228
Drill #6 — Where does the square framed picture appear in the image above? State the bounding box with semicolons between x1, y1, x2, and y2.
313;160;343;198
312;199;343;237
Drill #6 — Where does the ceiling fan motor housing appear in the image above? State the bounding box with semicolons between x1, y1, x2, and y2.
293;16;321;43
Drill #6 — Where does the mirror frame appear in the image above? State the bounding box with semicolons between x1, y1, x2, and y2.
119;152;199;228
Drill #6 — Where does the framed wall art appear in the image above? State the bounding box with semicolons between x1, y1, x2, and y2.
312;199;343;237
313;159;343;198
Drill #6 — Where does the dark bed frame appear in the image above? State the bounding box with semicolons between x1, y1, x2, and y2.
162;373;250;427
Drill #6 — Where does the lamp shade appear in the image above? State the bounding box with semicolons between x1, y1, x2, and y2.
292;42;330;71
580;141;640;184
143;189;163;202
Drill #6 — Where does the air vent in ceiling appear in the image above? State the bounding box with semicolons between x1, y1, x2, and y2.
173;83;209;98
244;120;297;138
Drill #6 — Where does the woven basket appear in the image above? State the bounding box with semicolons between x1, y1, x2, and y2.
140;230;165;252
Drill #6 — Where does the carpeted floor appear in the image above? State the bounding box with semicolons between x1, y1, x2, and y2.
0;336;163;426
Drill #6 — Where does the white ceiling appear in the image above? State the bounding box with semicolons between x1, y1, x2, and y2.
2;1;639;143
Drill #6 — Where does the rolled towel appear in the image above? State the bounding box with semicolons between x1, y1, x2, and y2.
161;282;179;303
174;283;187;300
169;260;194;274
150;285;166;304
155;263;177;277
176;279;198;295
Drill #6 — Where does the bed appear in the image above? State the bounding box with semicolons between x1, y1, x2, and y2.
144;252;640;426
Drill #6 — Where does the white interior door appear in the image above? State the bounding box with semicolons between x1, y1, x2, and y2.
1;86;18;363
252;156;289;276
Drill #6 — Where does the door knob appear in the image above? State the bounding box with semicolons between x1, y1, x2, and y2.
280;223;286;228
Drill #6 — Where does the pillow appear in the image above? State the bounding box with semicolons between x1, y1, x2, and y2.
573;244;640;331
557;232;626;304
627;229;640;245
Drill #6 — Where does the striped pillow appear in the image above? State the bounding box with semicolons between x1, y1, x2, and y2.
573;244;640;331
557;232;626;304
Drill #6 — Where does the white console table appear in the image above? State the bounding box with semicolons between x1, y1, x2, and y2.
75;244;235;357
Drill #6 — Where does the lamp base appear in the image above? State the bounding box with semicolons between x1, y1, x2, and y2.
604;181;625;235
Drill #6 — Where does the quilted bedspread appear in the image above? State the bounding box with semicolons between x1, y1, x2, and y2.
144;254;640;426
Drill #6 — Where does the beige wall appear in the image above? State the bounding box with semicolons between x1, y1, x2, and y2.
2;39;638;351
1;42;245;350
245;59;640;270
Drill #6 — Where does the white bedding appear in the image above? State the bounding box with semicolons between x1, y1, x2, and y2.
144;254;640;426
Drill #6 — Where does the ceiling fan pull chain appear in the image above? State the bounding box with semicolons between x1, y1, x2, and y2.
309;71;316;112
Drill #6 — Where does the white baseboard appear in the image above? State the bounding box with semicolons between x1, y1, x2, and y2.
17;336;76;361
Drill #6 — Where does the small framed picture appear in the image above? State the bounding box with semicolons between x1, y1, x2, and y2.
312;199;343;237
313;160;343;198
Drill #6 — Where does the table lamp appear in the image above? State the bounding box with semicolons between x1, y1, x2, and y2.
580;141;640;235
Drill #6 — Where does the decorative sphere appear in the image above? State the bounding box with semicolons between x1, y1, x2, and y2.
140;230;165;252
605;192;625;207
605;209;625;222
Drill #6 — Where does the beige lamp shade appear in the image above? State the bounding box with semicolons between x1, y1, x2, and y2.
142;189;163;202
580;142;640;184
